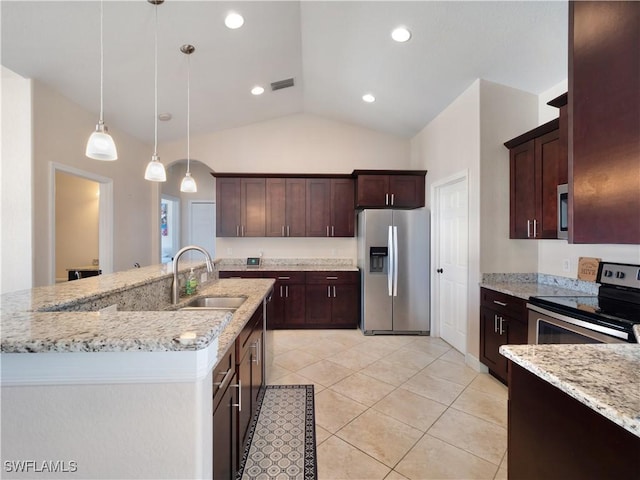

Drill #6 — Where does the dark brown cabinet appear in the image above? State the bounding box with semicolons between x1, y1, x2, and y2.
270;273;306;329
479;288;528;384
305;272;359;328
305;178;355;237
505;120;567;239
354;171;426;209
216;177;266;237
236;308;265;452
265;178;306;237
212;342;238;480
508;362;640;479
569;1;640;244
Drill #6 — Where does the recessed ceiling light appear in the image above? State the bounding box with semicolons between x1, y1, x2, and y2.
391;27;411;43
362;94;376;103
251;86;265;96
225;12;244;29
158;112;172;121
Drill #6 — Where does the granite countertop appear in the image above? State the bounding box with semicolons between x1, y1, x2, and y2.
500;343;640;438
480;273;599;300
0;263;274;354
217;258;358;272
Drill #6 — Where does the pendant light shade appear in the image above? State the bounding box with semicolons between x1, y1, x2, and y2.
144;154;167;182
86;0;117;161
180;44;197;193
86;122;118;161
144;0;166;182
180;172;197;192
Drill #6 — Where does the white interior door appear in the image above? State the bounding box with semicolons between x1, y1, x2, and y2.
434;175;468;353
189;201;216;259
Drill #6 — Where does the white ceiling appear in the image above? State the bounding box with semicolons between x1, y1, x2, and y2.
1;1;568;143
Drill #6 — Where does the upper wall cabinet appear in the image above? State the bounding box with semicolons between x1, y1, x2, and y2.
265;178;306;237
305;178;355;237
569;1;640;244
505;118;568;239
353;170;427;209
216;177;266;237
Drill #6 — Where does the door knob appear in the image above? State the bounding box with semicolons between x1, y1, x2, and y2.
437;268;443;273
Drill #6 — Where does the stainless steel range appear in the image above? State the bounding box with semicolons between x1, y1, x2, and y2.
527;262;640;344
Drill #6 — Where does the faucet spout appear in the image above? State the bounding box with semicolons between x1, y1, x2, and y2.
172;245;214;304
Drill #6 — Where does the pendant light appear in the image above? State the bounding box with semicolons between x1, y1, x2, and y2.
86;0;118;161
180;44;197;193
144;0;166;182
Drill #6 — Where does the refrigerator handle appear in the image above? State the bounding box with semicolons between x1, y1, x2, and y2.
388;225;393;296
393;226;398;296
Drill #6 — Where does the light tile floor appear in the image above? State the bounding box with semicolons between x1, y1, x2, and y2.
268;329;508;480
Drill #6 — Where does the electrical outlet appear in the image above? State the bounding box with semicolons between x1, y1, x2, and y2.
562;258;570;272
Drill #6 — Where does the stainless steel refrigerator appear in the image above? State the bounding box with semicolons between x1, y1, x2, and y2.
357;209;430;334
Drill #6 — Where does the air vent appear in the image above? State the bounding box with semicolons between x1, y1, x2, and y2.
270;78;295;91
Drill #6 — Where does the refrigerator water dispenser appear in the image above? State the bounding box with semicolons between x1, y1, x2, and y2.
369;246;388;273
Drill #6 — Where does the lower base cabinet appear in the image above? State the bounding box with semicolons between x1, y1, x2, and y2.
508;362;639;479
212;306;265;479
219;270;360;329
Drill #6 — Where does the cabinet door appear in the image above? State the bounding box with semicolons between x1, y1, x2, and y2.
305;284;332;325
356;175;389;208
509;140;536;239
284;284;307;327
306;178;331;236
331;283;359;327
535;129;562;239
331;179;355;237
237;349;253;448
212;374;238;480
286;178;307;237
268;280;286;328
389;175;425;208
265;178;286;237
570;1;640;244
479;306;508;382
216;178;242;237
240;178;266;237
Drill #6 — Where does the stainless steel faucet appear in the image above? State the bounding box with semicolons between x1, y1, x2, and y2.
172;245;214;304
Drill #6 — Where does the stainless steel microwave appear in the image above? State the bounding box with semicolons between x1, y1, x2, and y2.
557;184;568;239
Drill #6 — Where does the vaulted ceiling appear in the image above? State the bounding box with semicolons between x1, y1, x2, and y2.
1;1;568;143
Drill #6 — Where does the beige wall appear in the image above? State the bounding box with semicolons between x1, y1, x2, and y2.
55;172;100;281
1;67;33;294
160;113;411;260
31;80;155;287
410;79;541;361
536;81;640;275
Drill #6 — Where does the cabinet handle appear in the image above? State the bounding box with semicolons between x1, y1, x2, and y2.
278;276;290;280
494;314;498;333
236;225;240;237
285;285;289;298
493;300;507;307
333;285;337;298
499;318;506;336
391;193;395;206
331;226;335;237
241;225;245;237
327;286;331;297
326;226;330;237
385;193;389;206
232;381;241;411
214;368;233;391
533;219;537;238
287;225;290;237
279;285;283;298
252;340;260;364
282;226;285;237
526;220;531;238
326;276;338;280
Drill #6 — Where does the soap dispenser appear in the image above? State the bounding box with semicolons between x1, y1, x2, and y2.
186;268;198;295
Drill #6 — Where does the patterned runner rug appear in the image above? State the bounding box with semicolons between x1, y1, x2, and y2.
238;385;317;480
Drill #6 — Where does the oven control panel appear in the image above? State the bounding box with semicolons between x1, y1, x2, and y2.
597;262;640;289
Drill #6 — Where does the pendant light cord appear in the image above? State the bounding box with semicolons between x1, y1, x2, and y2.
153;3;158;157
99;0;104;124
186;53;191;174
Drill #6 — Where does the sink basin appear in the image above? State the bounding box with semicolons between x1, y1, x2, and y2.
179;296;246;311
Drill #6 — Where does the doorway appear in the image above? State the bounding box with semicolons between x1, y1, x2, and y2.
432;171;469;354
161;195;180;263
50;163;113;284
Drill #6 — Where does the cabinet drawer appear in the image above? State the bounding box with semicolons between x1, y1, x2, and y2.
218;270;265;279
480;288;526;319
266;271;306;284
212;342;236;411
306;271;358;284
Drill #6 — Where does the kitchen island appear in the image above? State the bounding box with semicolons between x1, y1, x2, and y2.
500;343;640;479
0;262;274;479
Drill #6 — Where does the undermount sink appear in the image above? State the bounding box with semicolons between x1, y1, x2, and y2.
179;296;246;311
